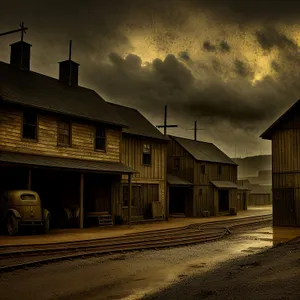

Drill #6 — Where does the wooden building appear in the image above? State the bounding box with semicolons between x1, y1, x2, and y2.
260;99;300;226
0;39;136;229
249;185;272;206
167;135;245;217
108;103;169;222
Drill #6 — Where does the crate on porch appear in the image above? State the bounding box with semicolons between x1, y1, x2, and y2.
87;211;114;227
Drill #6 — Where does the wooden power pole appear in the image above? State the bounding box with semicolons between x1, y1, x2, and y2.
185;120;204;141
156;105;178;135
0;22;28;38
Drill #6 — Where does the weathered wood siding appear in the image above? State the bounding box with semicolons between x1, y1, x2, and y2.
167;138;194;183
249;194;271;206
194;161;237;185
272;129;300;226
121;135;166;180
120;135;167;219
0;107;121;162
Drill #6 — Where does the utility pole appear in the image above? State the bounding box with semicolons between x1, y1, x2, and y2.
156;105;178;136
0;22;28;38
185;120;204;141
68;40;73;86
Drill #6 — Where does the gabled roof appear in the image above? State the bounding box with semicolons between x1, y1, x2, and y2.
0;61;127;127
260;99;300;140
250;184;272;194
169;135;237;165
108;102;169;141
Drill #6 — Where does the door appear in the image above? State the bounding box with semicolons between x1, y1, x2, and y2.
218;189;229;212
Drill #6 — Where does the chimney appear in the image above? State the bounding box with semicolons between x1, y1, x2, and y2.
10;41;32;70
58;40;80;86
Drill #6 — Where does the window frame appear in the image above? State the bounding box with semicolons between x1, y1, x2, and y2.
174;158;180;170
95;125;107;152
218;165;222;175
142;144;152;166
21;111;38;142
57;120;72;147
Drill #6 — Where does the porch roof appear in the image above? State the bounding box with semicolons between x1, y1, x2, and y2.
211;181;238;189
0;151;136;174
167;174;193;186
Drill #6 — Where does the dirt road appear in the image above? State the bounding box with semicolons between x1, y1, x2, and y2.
0;224;299;300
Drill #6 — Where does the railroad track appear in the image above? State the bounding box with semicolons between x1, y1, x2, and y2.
0;214;272;273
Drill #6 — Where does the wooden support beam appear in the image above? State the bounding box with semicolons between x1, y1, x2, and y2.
80;173;84;229
128;173;132;227
185;120;204;141
27;169;32;190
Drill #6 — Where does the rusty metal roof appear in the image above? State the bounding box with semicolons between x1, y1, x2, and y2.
170;135;237;165
108;102;169;141
0;151;136;174
0;61;127;127
211;181;238;189
167;174;193;186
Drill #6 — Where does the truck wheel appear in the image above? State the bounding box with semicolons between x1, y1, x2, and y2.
7;215;19;236
43;215;50;233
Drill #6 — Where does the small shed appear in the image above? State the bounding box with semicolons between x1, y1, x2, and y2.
249;184;272;206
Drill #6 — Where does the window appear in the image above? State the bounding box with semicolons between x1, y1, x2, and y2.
142;144;151;165
201;164;206;174
22;111;37;140
174;158;180;170
123;185;141;206
218;166;222;175
57;121;71;146
95;126;106;151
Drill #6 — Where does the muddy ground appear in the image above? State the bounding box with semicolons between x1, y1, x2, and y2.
144;237;300;300
0;224;300;300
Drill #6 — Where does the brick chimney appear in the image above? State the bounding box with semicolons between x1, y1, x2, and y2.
10;41;32;70
58;40;79;86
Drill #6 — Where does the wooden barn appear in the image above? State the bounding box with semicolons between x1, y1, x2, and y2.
0;39;136;229
260;98;300;226
108;103;169;222
167;135;245;217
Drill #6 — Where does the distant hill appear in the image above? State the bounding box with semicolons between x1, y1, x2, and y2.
231;155;272;178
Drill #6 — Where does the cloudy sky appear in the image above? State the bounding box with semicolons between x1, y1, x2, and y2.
1;0;300;158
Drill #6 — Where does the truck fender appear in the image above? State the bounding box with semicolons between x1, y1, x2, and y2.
43;209;51;220
64;208;73;220
6;209;21;219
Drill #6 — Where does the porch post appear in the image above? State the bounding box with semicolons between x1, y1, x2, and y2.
166;183;169;220
80;173;84;229
128;173;132;227
27;169;32;190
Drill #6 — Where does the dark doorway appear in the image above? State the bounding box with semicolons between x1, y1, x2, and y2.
169;187;186;214
218;189;229;212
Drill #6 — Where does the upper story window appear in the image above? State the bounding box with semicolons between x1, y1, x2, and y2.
142;144;152;165
218;165;222;175
22;111;38;140
201;164;206;174
174;158;180;170
95;125;106;151
57;121;71;146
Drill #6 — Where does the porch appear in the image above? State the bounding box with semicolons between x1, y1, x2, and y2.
0;151;136;229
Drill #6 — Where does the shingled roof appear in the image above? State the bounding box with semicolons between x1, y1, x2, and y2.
0;61;127;127
108;102;169;141
169;135;237;165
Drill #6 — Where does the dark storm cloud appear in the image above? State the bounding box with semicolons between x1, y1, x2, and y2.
203;41;216;52
178;51;191;61
84;51;296;133
234;59;253;78
219;40;231;53
255;27;298;51
192;0;300;24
